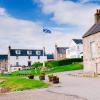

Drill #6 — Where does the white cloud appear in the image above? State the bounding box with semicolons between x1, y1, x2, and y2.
0;7;79;54
38;0;100;29
0;8;6;16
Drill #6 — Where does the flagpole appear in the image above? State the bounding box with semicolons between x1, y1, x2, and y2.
43;47;45;68
42;27;51;68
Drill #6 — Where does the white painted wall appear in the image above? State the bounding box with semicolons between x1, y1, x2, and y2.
66;40;83;58
9;56;47;66
8;55;47;72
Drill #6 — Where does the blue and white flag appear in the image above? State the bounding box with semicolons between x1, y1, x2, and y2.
43;28;52;34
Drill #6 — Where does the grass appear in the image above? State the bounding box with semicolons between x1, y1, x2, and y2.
0;63;83;92
10;63;83;76
0;77;48;91
46;63;83;74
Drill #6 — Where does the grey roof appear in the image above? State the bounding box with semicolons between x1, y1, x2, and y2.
57;47;68;54
72;39;83;44
83;22;100;38
0;55;8;60
10;49;44;56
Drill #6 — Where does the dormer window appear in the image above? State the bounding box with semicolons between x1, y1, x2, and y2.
16;50;21;54
36;50;41;56
27;51;32;55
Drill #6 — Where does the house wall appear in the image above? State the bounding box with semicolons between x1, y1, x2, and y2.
67;40;83;58
8;56;47;72
56;53;66;60
83;32;100;73
0;60;8;72
54;46;66;60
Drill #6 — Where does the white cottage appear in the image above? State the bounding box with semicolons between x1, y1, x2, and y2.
8;46;47;72
66;39;83;58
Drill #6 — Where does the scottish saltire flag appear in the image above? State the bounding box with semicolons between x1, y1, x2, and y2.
43;28;52;34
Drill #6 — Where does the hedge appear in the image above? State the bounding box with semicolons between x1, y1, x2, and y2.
46;58;83;68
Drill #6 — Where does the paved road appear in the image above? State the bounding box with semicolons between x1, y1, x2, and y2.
0;88;85;100
48;71;100;100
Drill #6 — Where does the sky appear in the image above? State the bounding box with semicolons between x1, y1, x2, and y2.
0;0;100;54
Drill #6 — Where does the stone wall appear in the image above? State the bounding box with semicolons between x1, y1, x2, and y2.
83;32;100;73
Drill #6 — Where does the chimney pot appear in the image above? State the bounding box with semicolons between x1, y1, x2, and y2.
95;9;100;23
97;9;99;14
99;10;100;14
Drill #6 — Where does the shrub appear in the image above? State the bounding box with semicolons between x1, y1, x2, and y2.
31;62;43;69
46;58;83;68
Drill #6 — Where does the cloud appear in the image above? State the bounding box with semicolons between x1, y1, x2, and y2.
0;8;7;16
38;0;100;29
0;7;80;54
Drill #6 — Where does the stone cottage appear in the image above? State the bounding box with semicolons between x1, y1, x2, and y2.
55;45;68;60
83;9;100;73
0;55;8;72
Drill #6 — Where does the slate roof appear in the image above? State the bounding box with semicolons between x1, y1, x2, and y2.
0;55;8;60
72;39;83;44
10;49;44;56
56;47;68;54
47;54;54;59
83;22;100;38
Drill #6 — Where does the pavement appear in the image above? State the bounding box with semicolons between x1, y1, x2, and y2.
0;88;85;100
47;71;100;100
1;70;100;100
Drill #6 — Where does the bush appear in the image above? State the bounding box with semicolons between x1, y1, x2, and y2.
31;62;43;69
46;58;83;68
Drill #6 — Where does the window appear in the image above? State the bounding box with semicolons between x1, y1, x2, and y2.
16;56;19;59
38;56;40;59
16;50;21;54
90;41;97;58
36;50;41;56
16;62;19;66
27;51;32;55
28;56;30;59
77;45;79;50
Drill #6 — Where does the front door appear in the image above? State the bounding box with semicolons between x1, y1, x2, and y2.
28;61;31;66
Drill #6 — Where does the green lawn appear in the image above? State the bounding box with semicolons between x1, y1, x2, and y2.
11;63;83;76
0;63;83;92
0;77;48;91
46;63;83;74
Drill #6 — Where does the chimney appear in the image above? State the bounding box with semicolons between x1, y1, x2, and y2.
55;44;57;49
8;45;11;50
95;9;100;23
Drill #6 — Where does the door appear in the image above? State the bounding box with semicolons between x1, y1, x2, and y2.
28;61;31;66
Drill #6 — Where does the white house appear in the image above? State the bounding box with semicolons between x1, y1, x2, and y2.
8;46;47;72
66;39;83;58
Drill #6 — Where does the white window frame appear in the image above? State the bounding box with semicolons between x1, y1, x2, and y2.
16;50;21;54
27;50;32;55
90;41;97;59
36;50;41;56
